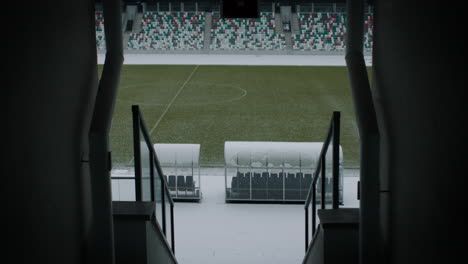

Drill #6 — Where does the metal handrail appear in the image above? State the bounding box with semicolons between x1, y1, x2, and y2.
303;120;334;208
133;105;175;205
132;105;175;254
304;111;340;252
111;176;135;180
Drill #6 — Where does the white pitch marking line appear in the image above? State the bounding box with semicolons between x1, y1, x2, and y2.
148;64;200;135
127;65;200;166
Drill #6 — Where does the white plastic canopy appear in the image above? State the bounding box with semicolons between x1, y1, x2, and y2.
224;141;343;169
153;143;200;167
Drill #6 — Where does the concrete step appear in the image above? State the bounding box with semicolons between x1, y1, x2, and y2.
284;31;293;50
291;12;300;35
274;13;283;34
122;32;130;49
132;12;143;33
203;12;212;50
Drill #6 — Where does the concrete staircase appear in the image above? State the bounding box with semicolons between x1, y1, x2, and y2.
275;13;293;50
203;12;212;50
121;12;127;30
284;31;293;50
121;12;142;50
291;12;300;35
122;32;130;49
274;13;283;34
120;12;128;49
132;12;143;32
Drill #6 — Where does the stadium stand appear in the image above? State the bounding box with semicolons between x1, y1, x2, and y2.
292;12;346;51
364;13;373;51
128;12;205;50
210;12;286;50
292;12;374;52
95;12;106;50
96;9;373;52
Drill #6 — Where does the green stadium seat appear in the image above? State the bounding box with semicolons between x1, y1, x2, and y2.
95;12;106;50
292;12;373;52
128;12;205;50
210;12;285;50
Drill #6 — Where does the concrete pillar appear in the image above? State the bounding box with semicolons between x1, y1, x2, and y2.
8;0;99;262
345;1;380;263
371;0;463;263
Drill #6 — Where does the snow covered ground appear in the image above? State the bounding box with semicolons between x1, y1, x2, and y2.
175;172;359;264
98;53;372;66
111;167;359;264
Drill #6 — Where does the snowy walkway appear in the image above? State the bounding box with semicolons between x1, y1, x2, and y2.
111;167;359;263
98;53;372;66
174;173;359;264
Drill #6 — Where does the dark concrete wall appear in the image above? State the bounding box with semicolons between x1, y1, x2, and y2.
324;226;359;264
113;202;177;264
146;222;178;264
113;219;177;264
303;209;359;264
114;219;148;264
372;1;463;262
303;226;324;264
7;1;98;263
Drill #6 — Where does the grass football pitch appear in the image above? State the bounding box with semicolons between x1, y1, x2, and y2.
105;65;362;167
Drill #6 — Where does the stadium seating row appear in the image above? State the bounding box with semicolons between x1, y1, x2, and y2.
293;12;346;51
210;12;286;50
293;12;373;51
128;12;205;50
95;12;373;51
228;172;316;200
95;12;106;50
364;13;373;51
164;175;199;198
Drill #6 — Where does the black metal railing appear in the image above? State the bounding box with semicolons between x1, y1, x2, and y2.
304;111;341;252
132;105;176;254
